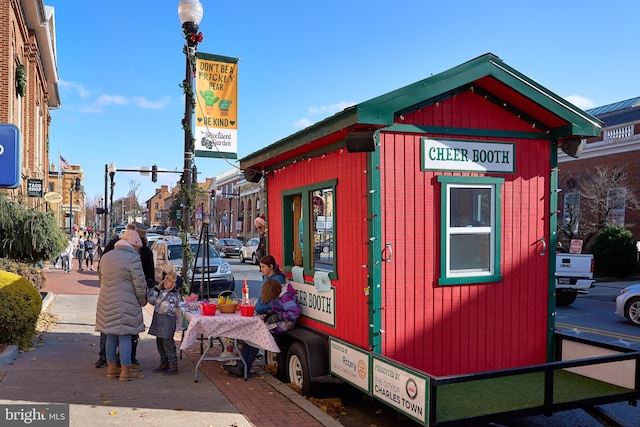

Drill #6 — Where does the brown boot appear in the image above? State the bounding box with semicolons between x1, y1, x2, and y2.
163;365;179;376
119;365;140;381
152;362;169;373
106;362;121;379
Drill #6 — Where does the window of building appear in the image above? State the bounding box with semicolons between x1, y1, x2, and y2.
562;193;580;234
607;188;626;225
283;180;336;274
437;175;503;285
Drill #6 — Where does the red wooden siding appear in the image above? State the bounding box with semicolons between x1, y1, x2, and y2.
266;149;371;349
379;91;551;376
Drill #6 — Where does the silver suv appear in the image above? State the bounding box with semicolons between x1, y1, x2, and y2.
151;239;235;298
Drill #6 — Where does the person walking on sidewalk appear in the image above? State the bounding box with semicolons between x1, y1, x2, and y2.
76;237;85;272
84;238;96;271
147;271;181;375
61;239;74;273
95;227;147;381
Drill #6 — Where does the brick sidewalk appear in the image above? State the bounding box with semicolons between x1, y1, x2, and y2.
41;263;334;427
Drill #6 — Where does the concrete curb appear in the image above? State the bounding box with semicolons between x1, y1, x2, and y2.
258;369;343;427
42;291;55;312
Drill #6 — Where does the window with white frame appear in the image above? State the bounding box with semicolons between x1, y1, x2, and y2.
438;176;503;285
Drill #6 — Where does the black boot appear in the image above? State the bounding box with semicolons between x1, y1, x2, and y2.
95;357;107;368
152;361;169;373
222;364;246;378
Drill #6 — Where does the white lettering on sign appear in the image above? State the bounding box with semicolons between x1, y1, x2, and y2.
0;144;4;155
422;138;515;173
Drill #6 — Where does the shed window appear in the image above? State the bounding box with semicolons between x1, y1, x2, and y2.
282;180;336;275
438;176;503;285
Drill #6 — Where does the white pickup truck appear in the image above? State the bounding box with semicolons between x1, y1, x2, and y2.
555;253;595;306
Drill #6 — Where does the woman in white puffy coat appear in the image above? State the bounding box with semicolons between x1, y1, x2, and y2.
95;228;147;381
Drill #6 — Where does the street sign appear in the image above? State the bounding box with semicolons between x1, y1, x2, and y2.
570;239;583;254
44;192;63;204
0;123;21;189
27;178;43;197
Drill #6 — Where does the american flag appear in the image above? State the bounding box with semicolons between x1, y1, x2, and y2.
59;155;70;170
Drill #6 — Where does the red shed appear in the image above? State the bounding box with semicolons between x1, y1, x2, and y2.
239;54;637;425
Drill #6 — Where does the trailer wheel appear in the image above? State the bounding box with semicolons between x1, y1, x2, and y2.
625;297;640;326
556;290;577;306
287;342;312;395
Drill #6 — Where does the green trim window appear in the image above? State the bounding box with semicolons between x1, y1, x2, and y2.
438;176;503;285
283;180;336;275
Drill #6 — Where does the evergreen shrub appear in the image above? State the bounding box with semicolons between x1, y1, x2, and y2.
0;270;42;349
591;225;638;278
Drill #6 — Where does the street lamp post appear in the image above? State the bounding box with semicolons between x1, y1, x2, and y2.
108;163;116;242
178;0;204;291
69;183;73;236
103;165;109;242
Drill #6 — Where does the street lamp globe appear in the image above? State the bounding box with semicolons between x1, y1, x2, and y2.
178;0;203;27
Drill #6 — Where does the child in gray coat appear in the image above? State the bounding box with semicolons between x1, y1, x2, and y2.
147;271;181;375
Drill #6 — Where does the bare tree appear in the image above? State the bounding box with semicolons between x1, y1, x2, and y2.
559;166;640;248
126;180;142;223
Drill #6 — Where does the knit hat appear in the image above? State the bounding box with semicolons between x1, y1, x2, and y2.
130;222;146;238
254;215;266;228
121;228;142;248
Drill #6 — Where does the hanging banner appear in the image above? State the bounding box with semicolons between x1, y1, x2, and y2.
194;53;238;159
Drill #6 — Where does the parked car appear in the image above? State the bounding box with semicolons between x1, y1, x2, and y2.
164;226;179;236
314;237;333;253
113;225;125;238
146;233;179;246
239;237;260;265
148;225;164;234
150;239;235;297
615;284;640;326
214;238;243;258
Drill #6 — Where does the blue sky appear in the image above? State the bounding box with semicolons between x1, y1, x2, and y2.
47;0;639;204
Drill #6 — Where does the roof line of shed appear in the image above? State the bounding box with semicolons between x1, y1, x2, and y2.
240;53;603;168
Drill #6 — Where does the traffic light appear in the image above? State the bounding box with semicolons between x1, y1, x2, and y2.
74;177;81;191
151;164;158;183
192;164;198;185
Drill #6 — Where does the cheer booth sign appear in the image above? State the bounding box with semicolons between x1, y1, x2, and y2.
421;138;515;174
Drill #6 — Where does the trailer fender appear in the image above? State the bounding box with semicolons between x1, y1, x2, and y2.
280;327;329;380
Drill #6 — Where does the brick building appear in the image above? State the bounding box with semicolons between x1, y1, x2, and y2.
558;96;640;246
1;1;60;212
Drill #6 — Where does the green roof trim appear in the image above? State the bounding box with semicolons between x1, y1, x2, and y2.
240;53;603;169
